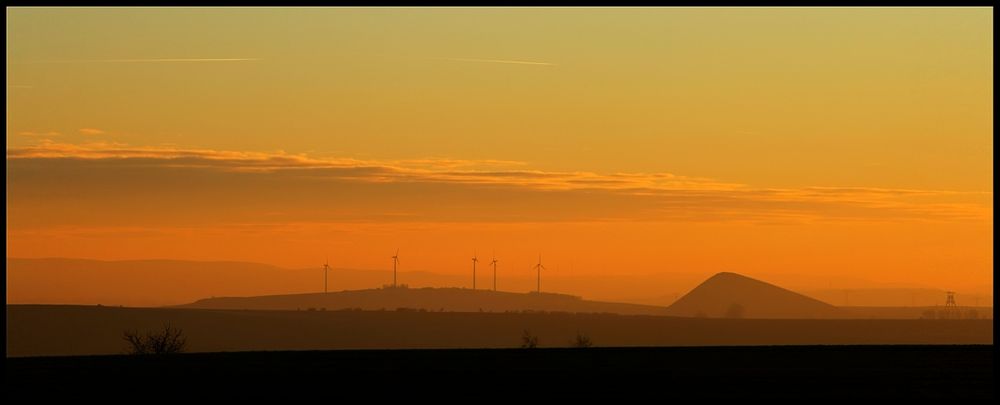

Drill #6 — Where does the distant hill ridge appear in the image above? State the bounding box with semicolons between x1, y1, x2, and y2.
665;272;841;319
181;272;843;319
178;286;670;316
12;258;983;319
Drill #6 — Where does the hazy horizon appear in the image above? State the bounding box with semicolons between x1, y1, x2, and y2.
6;257;993;309
7;8;993;310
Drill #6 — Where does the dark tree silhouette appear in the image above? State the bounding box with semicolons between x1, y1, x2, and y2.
573;332;593;348
123;324;187;355
521;330;538;348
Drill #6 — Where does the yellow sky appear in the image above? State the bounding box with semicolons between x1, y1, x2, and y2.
6;8;993;299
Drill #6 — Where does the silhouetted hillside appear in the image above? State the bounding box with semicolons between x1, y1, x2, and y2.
3;258;706;308
178;287;669;316
10;258;991;313
666;272;842;319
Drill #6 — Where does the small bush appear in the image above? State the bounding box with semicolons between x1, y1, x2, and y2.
123;324;187;355
573;332;593;348
521;330;538;348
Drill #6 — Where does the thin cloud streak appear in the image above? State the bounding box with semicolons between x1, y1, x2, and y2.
5;141;741;191
435;57;556;66
78;128;106;136
19;58;260;64
6;142;990;223
17;131;61;137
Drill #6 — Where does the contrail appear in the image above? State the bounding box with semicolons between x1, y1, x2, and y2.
435;57;556;66
94;58;260;63
21;58;260;64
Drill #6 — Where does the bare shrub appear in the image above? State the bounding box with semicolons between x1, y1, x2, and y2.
573;332;593;348
123;324;187;355
521;330;539;348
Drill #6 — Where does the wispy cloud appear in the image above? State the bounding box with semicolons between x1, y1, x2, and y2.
78;128;106;136
6;141;991;224
17;131;61;137
19;58;260;64
434;57;556;66
5;141;741;192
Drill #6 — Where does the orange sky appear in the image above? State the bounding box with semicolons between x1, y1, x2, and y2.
6;8;993;300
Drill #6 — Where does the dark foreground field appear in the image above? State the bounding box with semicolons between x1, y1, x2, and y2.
7;305;993;356
6;346;993;399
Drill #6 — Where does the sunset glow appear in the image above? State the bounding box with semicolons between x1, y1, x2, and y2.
7;8;993;304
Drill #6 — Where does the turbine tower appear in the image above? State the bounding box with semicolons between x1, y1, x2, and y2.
472;251;479;290
490;253;498;292
945;291;957;307
323;259;330;293
533;254;546;294
392;248;400;288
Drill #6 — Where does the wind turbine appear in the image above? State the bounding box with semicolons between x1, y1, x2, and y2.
323;258;331;293
490;253;498;292
392;248;400;288
471;251;479;290
533;254;546;294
